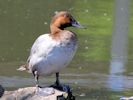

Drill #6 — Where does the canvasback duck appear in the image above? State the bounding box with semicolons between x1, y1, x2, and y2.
18;11;83;89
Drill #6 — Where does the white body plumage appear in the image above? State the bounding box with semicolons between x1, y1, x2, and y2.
28;31;77;76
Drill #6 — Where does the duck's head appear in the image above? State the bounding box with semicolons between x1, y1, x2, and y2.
50;11;83;31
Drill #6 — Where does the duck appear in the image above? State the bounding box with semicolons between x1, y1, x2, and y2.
17;11;83;89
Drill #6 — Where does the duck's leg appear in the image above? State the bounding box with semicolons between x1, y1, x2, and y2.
33;71;55;96
50;72;63;90
55;72;60;86
33;70;40;87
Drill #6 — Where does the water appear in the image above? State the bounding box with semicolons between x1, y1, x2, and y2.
0;0;133;100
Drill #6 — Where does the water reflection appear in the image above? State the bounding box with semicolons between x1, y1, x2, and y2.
108;0;130;91
108;60;126;91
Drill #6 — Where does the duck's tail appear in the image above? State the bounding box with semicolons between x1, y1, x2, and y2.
17;64;28;71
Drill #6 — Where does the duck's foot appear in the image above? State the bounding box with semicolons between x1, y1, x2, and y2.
35;86;55;96
50;83;71;93
50;83;75;100
36;84;42;88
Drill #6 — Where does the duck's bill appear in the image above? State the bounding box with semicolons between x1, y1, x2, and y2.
71;21;86;29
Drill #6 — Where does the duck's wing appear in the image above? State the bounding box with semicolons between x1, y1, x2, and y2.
27;34;53;62
17;34;51;71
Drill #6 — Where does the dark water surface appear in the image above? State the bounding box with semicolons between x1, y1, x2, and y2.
0;0;133;100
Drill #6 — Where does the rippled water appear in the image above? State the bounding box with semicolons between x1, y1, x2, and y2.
0;0;133;100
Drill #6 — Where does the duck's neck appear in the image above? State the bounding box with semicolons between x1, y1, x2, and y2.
50;25;64;35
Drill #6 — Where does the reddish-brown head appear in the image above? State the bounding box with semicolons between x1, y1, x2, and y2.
50;11;83;30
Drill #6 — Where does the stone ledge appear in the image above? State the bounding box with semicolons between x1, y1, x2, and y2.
0;86;73;100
